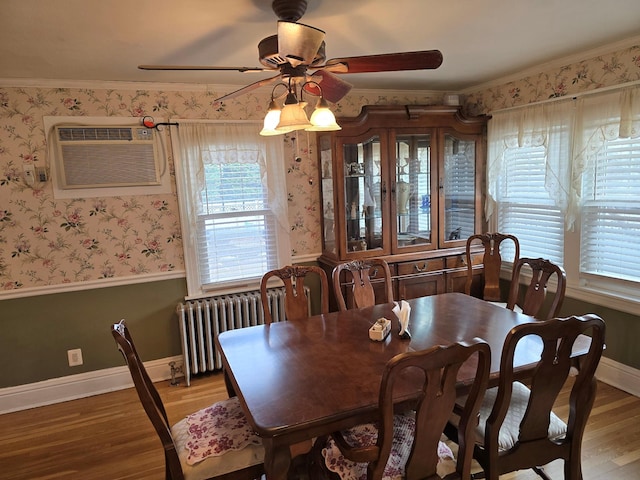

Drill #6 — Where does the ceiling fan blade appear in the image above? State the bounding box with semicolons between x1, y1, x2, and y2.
324;50;443;74
306;70;353;103
212;74;281;105
138;65;270;72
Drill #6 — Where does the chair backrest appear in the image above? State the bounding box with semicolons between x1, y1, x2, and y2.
465;233;520;301
332;258;394;311
482;314;605;477
260;265;329;324
506;257;566;319
111;320;185;480
374;339;491;480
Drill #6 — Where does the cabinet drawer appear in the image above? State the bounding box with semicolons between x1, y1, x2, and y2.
397;258;445;276
445;253;483;269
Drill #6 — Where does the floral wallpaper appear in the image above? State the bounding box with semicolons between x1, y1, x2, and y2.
0;84;440;293
1;40;638;295
464;43;640;116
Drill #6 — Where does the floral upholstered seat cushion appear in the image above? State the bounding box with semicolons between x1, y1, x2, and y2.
322;414;456;480
171;396;264;479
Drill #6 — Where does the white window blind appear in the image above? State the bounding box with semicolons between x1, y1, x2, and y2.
197;162;278;286
581;136;640;281
497;145;564;264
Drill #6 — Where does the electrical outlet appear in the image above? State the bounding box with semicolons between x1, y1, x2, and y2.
67;348;83;367
23;164;35;186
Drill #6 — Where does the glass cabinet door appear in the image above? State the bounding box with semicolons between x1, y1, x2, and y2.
395;133;434;251
441;132;477;245
342;135;383;254
319;135;336;255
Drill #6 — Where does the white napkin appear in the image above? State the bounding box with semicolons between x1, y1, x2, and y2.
392;300;411;338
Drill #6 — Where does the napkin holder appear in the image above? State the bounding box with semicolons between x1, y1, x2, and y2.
393;300;412;340
369;318;391;341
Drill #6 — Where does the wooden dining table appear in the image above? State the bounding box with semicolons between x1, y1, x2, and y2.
216;292;589;480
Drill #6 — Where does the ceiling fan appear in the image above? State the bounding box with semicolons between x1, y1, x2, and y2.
138;0;443;105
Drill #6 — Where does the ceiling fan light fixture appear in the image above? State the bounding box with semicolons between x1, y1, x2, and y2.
260;80;340;135
306;96;341;131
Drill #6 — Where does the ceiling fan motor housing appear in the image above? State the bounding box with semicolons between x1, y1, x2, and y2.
258;33;326;69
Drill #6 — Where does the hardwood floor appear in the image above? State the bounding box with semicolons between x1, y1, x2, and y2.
1;372;639;479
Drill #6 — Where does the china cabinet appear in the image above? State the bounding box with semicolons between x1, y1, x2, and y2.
317;105;488;306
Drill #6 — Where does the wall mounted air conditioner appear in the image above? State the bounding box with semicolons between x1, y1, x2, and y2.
53;125;161;189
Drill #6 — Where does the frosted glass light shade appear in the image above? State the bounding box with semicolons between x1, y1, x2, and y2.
276;102;312;131
306;98;341;131
259;101;283;136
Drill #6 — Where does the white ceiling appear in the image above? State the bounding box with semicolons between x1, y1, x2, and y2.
2;0;640;94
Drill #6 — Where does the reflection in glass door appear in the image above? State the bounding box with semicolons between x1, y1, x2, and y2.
442;133;476;242
343;136;382;253
395;134;432;249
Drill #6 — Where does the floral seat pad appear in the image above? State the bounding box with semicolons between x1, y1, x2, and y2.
183;396;262;465
322;414;455;480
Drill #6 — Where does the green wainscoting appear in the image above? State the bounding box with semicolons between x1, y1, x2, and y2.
558;297;640;370
0;278;187;388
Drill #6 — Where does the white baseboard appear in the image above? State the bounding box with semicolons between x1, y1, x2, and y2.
597;356;640;397
0;355;183;414
0;355;637;415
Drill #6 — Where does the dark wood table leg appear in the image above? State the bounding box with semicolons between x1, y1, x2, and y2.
263;439;292;480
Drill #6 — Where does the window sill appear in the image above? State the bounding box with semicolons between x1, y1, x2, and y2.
566;284;640;316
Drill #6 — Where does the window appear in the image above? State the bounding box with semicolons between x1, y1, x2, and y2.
487;85;640;311
198;162;276;284
173;122;290;297
579;122;640;292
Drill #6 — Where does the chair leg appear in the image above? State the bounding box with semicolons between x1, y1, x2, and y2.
565;456;584;480
533;466;553;480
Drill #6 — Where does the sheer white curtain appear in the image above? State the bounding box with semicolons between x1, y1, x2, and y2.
172;121;290;296
488;86;640;228
487;100;575;227
572;86;640;195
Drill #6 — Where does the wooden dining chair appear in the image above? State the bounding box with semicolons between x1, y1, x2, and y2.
111;320;265;480
446;314;605;480
506;257;566;320
314;338;491;480
332;258;394;311
465;233;520;302
260;265;329;324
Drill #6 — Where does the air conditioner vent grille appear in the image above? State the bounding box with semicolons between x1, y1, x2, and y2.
52;124;160;190
57;127;147;142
